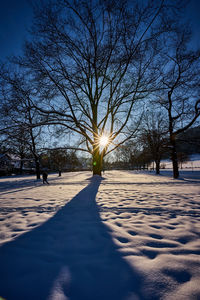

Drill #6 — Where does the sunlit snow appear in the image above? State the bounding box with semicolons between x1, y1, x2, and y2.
0;169;200;299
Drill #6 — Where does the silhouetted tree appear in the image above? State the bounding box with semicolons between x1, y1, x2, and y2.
5;126;30;174
14;0;184;175
155;27;200;178
140;110;168;174
177;152;189;169
0;67;43;179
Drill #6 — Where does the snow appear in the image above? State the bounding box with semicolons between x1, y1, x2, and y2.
161;154;200;169
0;170;200;300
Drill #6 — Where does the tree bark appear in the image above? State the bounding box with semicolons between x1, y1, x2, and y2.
20;159;24;175
170;136;179;179
92;147;102;176
35;157;40;180
155;160;160;174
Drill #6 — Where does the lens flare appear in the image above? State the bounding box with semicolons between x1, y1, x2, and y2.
99;135;109;147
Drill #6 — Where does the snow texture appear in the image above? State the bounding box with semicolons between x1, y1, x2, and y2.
0;169;200;300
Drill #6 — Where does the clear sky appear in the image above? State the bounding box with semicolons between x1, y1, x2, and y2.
0;0;200;61
0;0;34;60
188;0;200;49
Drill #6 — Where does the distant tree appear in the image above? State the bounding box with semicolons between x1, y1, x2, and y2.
155;27;200;178
68;151;80;170
14;0;185;176
114;141;136;166
0;67;44;179
5;126;30;174
177;152;189;169
40;153;49;169
40;148;67;172
140;110;168;174
129;151;147;170
51;149;68;171
114;139;151;170
40;148;80;172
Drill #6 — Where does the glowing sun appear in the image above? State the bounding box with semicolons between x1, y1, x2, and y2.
99;135;109;147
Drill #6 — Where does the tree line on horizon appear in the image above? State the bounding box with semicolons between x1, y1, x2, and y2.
0;0;200;178
1;124;199;176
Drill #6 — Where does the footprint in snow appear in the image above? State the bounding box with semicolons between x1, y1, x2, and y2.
128;230;138;236
150;225;161;229
163;269;191;283
117;237;129;244
141;249;158;259
149;233;163;240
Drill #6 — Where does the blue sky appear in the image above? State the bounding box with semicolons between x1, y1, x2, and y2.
188;0;200;49
0;0;200;61
0;0;34;60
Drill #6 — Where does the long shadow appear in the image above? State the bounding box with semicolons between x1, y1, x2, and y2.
0;176;144;300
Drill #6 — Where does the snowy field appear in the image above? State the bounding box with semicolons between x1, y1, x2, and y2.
160;154;200;170
0;170;200;300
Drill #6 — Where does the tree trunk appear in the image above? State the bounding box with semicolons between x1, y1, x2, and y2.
92;148;102;176
168;96;179;179
20;159;23;175
170;136;179;179
35;158;40;179
155;160;160;174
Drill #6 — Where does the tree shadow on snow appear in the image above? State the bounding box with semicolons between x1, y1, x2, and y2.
0;176;144;300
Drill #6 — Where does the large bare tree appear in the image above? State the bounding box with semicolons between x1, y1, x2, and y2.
13;0;183;175
3;0;190;176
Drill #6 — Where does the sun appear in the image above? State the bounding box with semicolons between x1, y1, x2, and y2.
99;135;109;147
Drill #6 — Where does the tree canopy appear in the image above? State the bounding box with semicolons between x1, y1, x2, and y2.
0;0;199;177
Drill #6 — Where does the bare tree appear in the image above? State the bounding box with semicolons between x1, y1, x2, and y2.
0;67;44;179
3;126;30;174
13;0;184;175
140;110;168;174
155;27;200;178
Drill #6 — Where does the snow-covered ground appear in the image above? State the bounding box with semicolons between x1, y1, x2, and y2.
0;170;200;300
161;154;200;170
